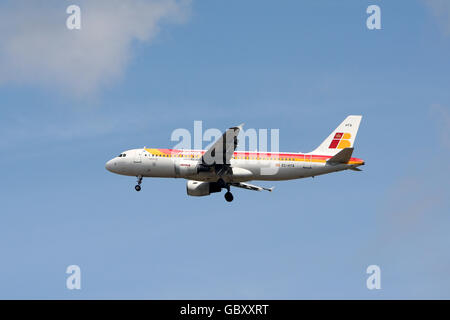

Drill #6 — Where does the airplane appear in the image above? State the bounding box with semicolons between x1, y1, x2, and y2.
105;115;364;202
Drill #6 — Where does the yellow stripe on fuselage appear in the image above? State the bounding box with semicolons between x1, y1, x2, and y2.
143;148;363;165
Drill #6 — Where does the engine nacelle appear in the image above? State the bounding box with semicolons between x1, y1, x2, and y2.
186;180;222;197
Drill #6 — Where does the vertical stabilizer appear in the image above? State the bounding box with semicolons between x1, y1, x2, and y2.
311;115;362;156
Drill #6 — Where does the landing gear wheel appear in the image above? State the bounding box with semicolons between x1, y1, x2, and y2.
224;191;234;202
135;175;143;192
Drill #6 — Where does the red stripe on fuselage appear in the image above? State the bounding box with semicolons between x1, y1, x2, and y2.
151;148;364;163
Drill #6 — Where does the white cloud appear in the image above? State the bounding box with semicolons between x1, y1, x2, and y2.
424;0;450;35
0;0;190;96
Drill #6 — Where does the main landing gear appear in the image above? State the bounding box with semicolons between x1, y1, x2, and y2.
224;191;234;202
223;183;233;202
135;175;143;192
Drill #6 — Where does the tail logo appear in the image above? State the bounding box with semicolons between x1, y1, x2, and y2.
329;132;351;149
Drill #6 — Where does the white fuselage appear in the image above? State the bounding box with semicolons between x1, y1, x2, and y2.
105;148;365;182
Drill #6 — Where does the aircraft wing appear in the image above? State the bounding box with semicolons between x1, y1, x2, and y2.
201;124;244;166
231;182;274;192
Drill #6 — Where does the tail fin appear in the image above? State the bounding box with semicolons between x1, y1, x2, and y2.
311;115;362;156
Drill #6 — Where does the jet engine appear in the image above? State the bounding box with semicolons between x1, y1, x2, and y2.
186;180;222;196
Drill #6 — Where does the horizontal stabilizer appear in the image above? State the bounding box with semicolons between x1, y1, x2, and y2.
349;167;362;171
327;147;354;164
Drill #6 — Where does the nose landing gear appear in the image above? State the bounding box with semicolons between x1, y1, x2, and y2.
135;175;143;191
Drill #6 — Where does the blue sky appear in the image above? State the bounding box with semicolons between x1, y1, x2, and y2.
1;0;449;299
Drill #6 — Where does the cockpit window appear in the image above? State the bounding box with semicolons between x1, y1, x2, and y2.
123;154;126;157
118;154;122;157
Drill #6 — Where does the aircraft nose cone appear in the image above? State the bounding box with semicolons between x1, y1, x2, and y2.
105;159;115;172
